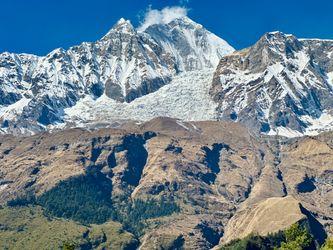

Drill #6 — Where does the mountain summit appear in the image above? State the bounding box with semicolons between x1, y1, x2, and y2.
0;16;333;137
0;9;333;250
211;31;333;136
143;16;234;71
0;16;233;134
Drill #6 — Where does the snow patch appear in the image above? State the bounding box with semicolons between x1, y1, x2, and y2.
267;126;303;138
176;120;190;130
267;112;333;138
327;72;333;89
0;97;31;121
0;184;8;192
299;38;333;42
302;112;333;136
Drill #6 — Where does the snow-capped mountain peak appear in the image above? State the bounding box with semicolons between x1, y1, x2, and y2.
144;16;234;71
116;17;130;25
0;15;234;134
211;31;333;137
103;18;136;38
2;12;332;138
261;32;302;54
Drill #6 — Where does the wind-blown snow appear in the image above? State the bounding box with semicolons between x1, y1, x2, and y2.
138;6;188;32
64;70;217;126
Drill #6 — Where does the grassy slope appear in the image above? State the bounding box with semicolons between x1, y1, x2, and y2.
0;206;137;250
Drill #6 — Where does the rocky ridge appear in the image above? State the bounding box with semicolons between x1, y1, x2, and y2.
0;16;233;135
0;118;331;249
1;16;333;137
211;32;333;136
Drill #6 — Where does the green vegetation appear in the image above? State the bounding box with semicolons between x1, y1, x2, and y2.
280;223;313;250
221;223;316;250
221;231;285;250
7;192;36;207
62;241;76;250
5;170;180;246
37;172;115;224
26;172;180;236
321;238;333;250
115;196;180;236
0;206;137;250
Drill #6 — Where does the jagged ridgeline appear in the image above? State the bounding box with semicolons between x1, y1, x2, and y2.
0;15;233;135
0;8;333;250
0;18;332;137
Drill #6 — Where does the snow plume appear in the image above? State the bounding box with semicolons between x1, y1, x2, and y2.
138;6;188;32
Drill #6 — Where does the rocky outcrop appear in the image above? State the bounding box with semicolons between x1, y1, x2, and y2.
210;32;333;135
0;17;233;135
0;120;265;248
0;119;332;248
144;16;234;72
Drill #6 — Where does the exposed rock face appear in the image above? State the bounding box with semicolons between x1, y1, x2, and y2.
0;17;233;135
278;135;333;237
0;119;266;249
210;32;333;136
144;16;234;72
0;118;332;248
1;20;333;137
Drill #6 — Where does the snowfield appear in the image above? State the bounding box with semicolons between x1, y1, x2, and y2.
0;18;332;139
63;70;218;126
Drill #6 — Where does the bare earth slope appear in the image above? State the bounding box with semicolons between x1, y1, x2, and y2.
221;196;307;243
0;118;332;249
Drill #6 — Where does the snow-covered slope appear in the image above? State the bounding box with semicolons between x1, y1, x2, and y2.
1;16;333;138
0;16;233;135
63;69;217;127
210;32;333;136
143;16;234;71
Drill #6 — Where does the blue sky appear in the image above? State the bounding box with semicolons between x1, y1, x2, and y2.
1;0;332;55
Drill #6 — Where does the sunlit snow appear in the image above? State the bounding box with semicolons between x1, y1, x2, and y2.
63;70;218;126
